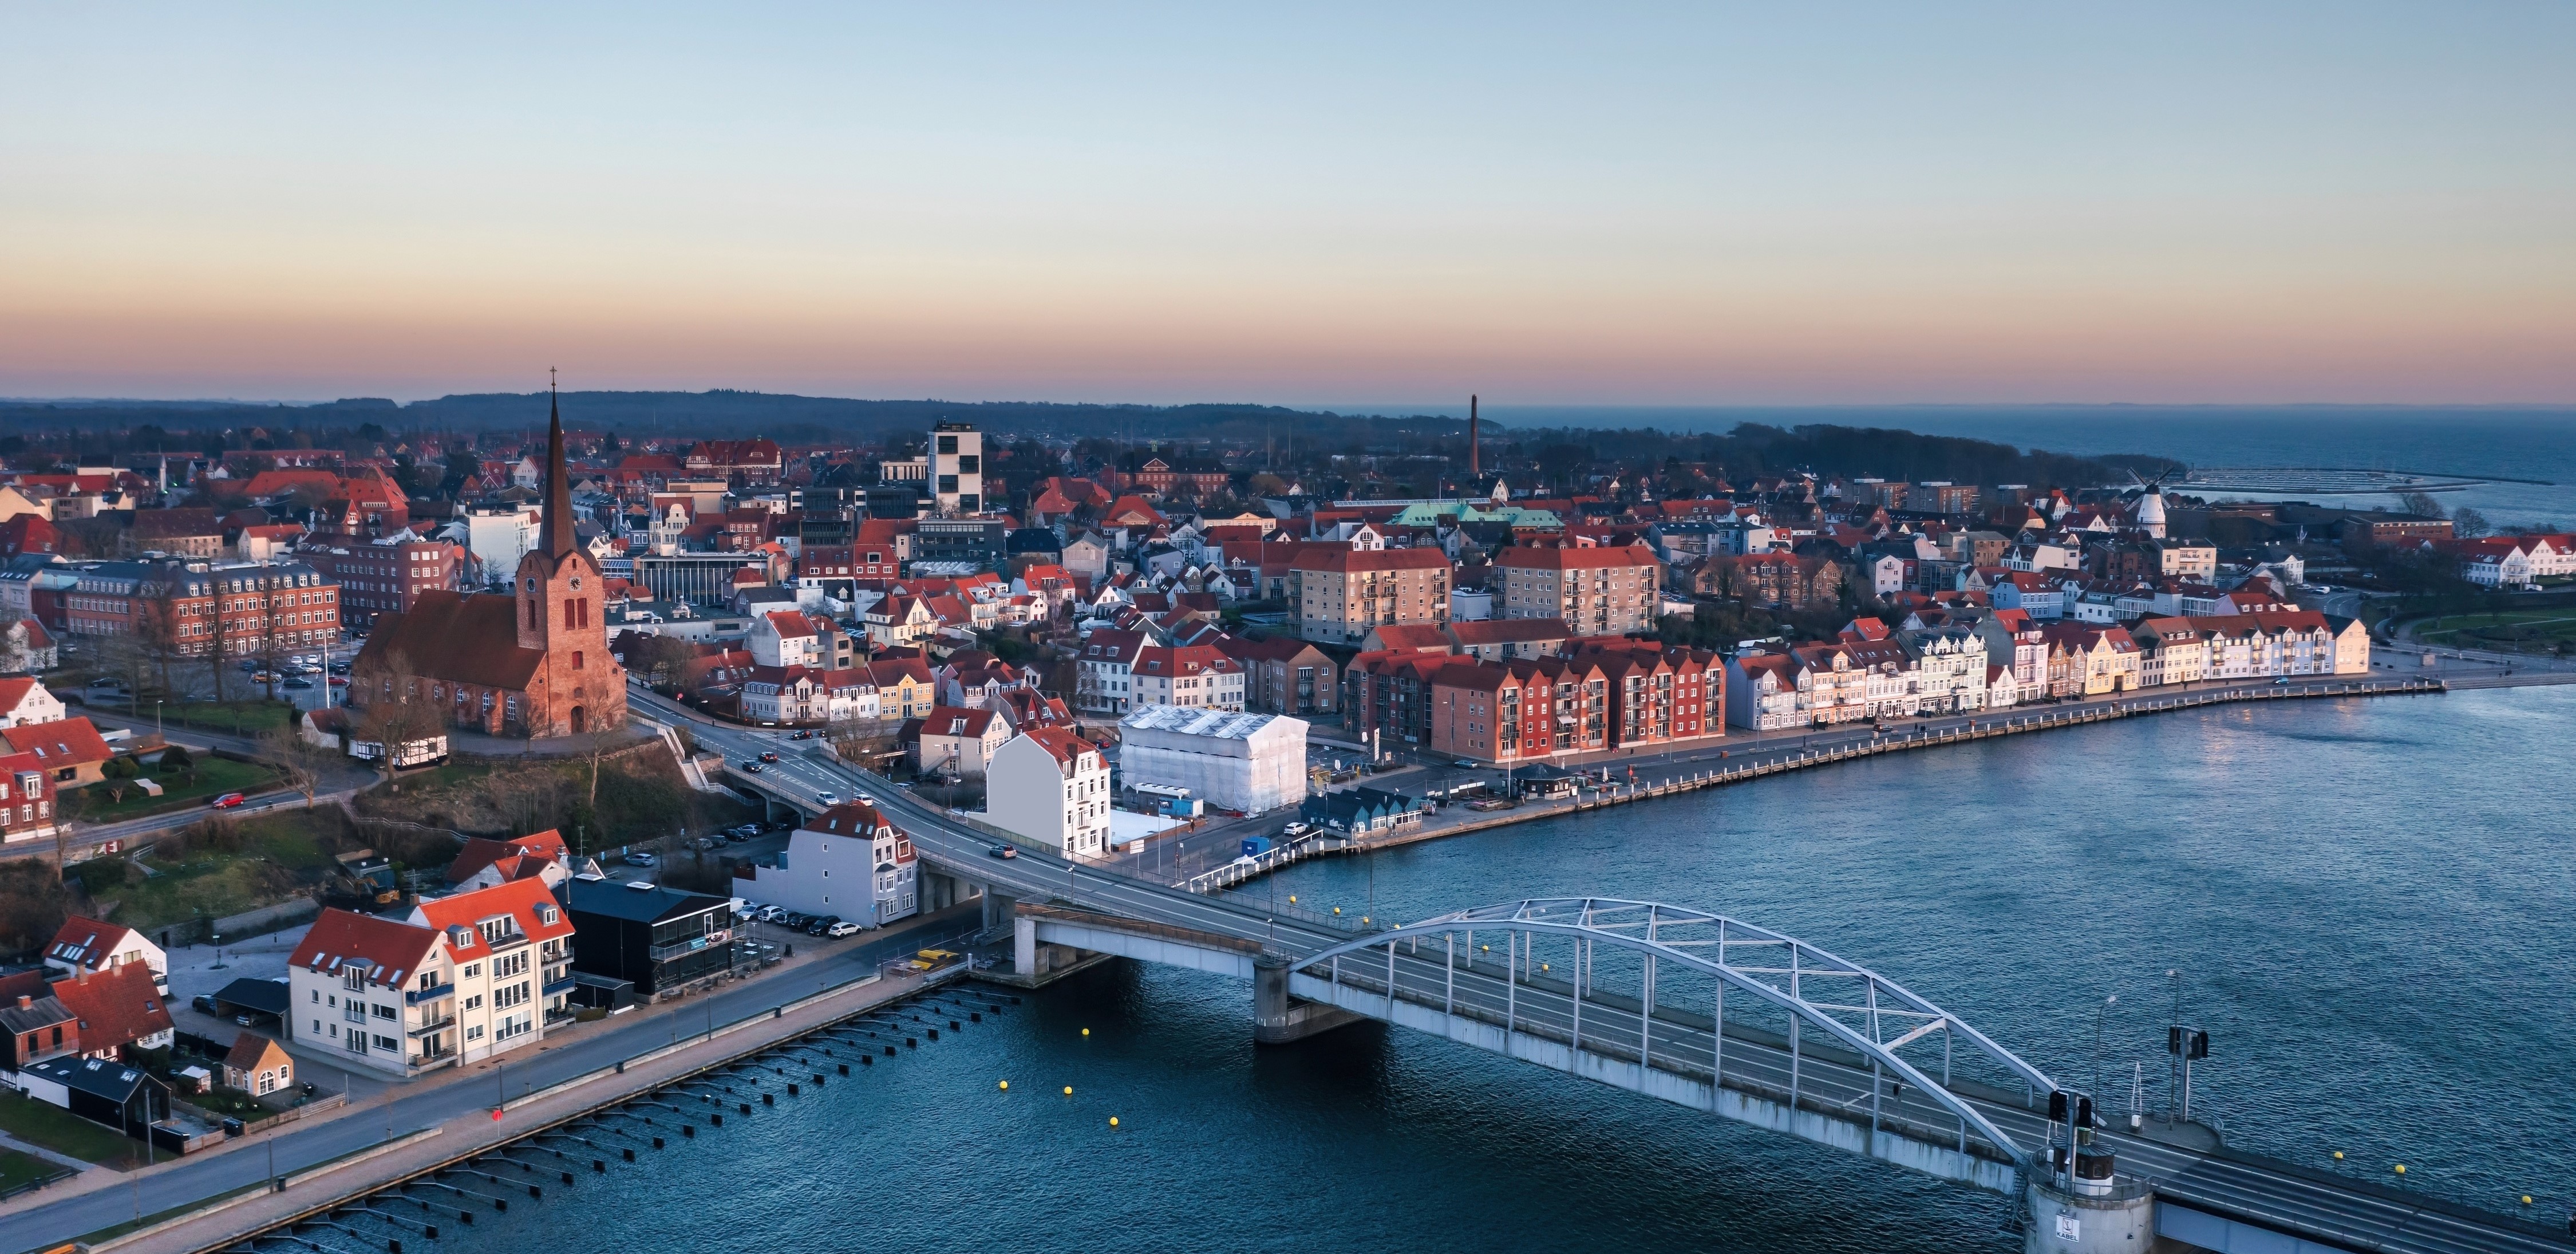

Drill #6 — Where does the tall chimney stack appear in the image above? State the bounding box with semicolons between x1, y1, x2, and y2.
1468;394;1479;481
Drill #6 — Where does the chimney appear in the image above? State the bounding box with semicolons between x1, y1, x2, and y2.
14;995;27;1009
1468;395;1479;481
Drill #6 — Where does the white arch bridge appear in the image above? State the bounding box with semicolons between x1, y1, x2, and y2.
1024;897;2046;1191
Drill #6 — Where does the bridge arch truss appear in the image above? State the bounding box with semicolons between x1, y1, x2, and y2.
1293;898;2058;1190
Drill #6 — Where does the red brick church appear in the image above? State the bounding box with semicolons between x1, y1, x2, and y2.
350;390;627;738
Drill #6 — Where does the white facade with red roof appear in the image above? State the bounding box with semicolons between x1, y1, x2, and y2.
741;802;918;925
44;916;168;992
287;908;456;1076
409;878;578;1062
983;728;1113;859
0;677;64;729
1130;644;1244;712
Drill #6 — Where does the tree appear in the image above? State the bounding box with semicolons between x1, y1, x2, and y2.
261;725;327;810
2395;491;2447;520
98;756;142;806
2449;507;2492;539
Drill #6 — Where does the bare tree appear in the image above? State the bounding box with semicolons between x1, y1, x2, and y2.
260;724;327;810
2450;507;2492;539
2395;491;2447;520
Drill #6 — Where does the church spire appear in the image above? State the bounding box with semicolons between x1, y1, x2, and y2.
540;369;577;558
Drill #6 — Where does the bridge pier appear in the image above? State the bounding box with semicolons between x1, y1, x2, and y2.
1254;955;1362;1045
2023;1159;2158;1254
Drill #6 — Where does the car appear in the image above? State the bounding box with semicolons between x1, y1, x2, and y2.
816;791;838;805
826;921;861;938
328;676;349;687
192;994;219;1014
854;793;875;806
741;762;762;773
788;729;813;740
89;676;122;688
987;842;1018;859
251;672;277;684
782;912;811;929
804;918;833;936
238;660;259;672
283;677;314;689
2273;677;2293;685
756;905;786;923
626;851;657;867
1281;821;1313;838
758;751;779;763
731;823;761;838
210;792;246;809
1452;759;1478;768
235;1013;258;1027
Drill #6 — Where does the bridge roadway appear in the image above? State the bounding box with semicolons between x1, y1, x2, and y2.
658;689;2569;1254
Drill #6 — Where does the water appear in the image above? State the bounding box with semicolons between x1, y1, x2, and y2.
429;688;2576;1252
1465;404;2576;530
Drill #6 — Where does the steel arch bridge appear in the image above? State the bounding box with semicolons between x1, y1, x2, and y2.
1282;897;2059;1192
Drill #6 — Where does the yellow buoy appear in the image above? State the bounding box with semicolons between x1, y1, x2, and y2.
2395;1164;2407;1175
2332;1151;2344;1161
1361;917;1370;925
1481;945;1490;952
1109;1117;1120;1127
1081;1028;1089;1037
1063;1086;1073;1095
1542;963;1550;971
999;1081;1009;1090
1289;895;1297;903
1333;907;1341;915
2523;1195;2534;1205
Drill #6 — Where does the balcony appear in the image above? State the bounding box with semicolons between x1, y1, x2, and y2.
408;1012;456;1038
405;982;455;1005
542;975;578;999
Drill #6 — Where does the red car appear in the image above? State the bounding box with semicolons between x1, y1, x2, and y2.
327;676;349;687
211;792;246;809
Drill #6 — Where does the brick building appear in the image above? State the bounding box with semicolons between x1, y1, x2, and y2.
1494;541;1662;637
1290;546;1452;645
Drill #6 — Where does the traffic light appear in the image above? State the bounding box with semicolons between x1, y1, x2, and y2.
2048;1091;2069;1123
2168;1027;2210;1059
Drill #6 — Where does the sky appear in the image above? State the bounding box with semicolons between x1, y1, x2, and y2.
3;3;2573;406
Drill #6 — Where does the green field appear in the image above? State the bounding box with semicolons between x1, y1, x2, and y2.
105;809;343;930
72;755;286;823
164;699;299;735
2414;610;2576;653
0;1093;143;1168
0;1146;73;1192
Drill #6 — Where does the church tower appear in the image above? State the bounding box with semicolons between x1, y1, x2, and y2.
511;378;623;735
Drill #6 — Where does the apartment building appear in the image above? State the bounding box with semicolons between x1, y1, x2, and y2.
1289;547;1452;645
1494;542;1661;636
982;728;1115;860
409;878;577;1063
299;538;464;630
1129;644;1244;711
62;558;341;657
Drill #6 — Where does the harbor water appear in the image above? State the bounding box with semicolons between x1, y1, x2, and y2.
432;686;2576;1253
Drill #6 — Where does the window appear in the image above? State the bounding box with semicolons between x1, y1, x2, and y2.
572;650;584;671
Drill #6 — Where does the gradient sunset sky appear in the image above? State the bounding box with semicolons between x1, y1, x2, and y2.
5;3;2572;405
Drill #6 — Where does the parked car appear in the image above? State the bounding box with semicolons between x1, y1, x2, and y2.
327;676;349;687
192;994;219;1014
1281;821;1313;838
89;676;123;688
826;921;861;938
987;842;1018;859
731;823;761;838
626;851;657;867
283;677;315;689
1452;759;1478;768
756;905;786;922
210;792;246;809
782;912;811;929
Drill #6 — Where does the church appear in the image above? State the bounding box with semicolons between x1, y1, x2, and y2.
350;389;626;739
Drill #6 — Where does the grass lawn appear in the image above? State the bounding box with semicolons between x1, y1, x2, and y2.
109;809;343;930
178;1086;270;1119
0;1146;73;1191
163;700;299;736
0;1093;143;1168
71;756;286;824
2415;610;2576;651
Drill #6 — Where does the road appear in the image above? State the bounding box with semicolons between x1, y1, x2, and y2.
634;684;2569;1254
0;907;985;1251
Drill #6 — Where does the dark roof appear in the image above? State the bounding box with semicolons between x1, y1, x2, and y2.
1006;529;1064;554
25;1055;164;1102
354;590;547;691
0;992;73;1036
213;977;293;1016
558;876;730;925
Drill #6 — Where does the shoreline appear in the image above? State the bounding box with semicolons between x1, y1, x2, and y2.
1326;675;2471;859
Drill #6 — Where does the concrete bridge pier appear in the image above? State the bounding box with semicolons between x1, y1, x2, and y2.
2023;1152;2159;1254
1254;955;1363;1045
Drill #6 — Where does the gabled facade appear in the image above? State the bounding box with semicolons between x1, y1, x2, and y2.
983;728;1114;860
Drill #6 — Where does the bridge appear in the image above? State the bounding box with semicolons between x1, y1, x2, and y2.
656;691;2571;1254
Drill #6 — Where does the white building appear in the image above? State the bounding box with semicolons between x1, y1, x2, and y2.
749;609;825;668
1117;706;1309;816
463;502;541;588
0;677;65;729
738;802;919;926
982;728;1115;860
286;909;457;1078
407;878;577;1064
1130;644;1244;712
930;421;984;514
42;916;169;994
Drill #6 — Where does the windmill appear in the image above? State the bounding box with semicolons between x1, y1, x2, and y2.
2123;468;2176;539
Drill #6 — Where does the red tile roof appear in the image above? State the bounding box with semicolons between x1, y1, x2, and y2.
412;877;575;962
354;591;547;691
49;963;171;1053
290;908;443;991
2;717;112;770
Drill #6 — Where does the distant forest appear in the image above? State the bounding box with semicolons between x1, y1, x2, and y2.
0;391;2179;488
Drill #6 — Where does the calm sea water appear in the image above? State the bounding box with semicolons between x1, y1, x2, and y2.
431;687;2575;1253
1468;405;2576;530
